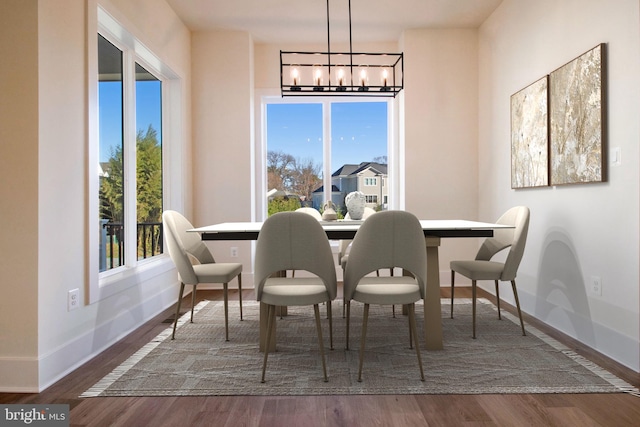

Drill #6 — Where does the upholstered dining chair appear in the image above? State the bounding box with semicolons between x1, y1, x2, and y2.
291;207;323;279
344;210;427;382
254;211;337;383
450;206;530;339
339;207;381;317
162;210;243;341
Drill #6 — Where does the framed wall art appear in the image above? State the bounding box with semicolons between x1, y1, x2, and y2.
510;76;549;189
549;43;607;185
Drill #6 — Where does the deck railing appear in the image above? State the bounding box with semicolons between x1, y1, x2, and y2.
101;222;163;270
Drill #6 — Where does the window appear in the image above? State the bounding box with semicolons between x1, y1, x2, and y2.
264;100;391;217
98;36;163;273
89;6;182;303
365;195;378;204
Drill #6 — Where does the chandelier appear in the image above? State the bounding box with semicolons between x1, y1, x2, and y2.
280;0;404;97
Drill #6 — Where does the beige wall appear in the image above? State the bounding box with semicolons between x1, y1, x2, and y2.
0;0;192;392
479;0;640;370
191;30;254;269
402;29;481;269
0;0;40;391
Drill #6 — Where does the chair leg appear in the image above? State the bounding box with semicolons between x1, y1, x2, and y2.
495;280;501;320
409;303;425;381
327;301;334;350
472;280;477;339
450;270;455;319
511;280;526;336
345;301;351;350
314;304;328;382
190;284;198;323
172;282;186;340
261;304;275;383
357;303;370;382
223;283;229;341
238;274;243;321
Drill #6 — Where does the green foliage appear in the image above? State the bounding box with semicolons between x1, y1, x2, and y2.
100;125;162;224
268;197;301;216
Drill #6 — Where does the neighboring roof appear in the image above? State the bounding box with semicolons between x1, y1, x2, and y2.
312;184;341;194
332;162;388;177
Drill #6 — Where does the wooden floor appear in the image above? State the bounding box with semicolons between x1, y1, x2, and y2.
2;287;639;427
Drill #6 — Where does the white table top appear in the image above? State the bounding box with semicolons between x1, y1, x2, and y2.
191;219;510;232
191;219;512;239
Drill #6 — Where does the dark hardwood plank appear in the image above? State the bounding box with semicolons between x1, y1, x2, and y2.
2;287;639;427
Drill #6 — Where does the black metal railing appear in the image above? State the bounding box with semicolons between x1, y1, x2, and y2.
101;222;163;270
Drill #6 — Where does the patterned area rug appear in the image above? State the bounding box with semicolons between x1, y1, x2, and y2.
81;299;638;397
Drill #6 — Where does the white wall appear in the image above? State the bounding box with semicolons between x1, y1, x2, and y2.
479;0;640;370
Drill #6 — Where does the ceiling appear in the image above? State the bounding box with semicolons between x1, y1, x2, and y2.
165;0;503;44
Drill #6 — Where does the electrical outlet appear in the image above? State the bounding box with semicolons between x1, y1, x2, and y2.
68;288;80;311
230;247;238;257
589;276;602;296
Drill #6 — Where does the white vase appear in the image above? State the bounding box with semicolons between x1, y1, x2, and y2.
345;191;366;220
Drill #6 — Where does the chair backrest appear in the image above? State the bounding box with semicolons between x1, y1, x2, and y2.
163;210;214;285
338;207;377;262
344;210;427;300
295;207;323;221
475;206;530;281
254;211;337;301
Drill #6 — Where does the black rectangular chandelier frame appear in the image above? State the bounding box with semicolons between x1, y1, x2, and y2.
280;0;404;97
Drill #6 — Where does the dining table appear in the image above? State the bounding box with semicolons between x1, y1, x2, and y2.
191;219;512;351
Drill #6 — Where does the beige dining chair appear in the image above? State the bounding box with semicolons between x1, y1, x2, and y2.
291;207;323;279
163;210;243;341
344;210;427;382
450;206;530;338
254;211;337;383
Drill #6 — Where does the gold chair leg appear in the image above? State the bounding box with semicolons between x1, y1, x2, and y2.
172;282;186;340
190;284;197;323
223;283;229;341
327;301;333;350
314;304;328;382
357;303;370;382
345;301;351;350
450;270;455;318
472;280;477;339
512;280;526;336
495;280;501;319
409;304;425;381
261;304;275;383
238;274;243;321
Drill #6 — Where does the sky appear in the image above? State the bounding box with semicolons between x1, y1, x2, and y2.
266;101;388;174
99;80;162;163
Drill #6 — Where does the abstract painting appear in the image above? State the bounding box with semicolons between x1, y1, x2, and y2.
549;44;606;185
511;76;549;189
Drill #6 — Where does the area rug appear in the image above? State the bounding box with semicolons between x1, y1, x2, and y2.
81;299;638;397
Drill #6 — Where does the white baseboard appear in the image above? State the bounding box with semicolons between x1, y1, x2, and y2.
0;284;179;393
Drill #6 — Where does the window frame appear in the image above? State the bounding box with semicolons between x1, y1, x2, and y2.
254;92;402;222
87;4;182;304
